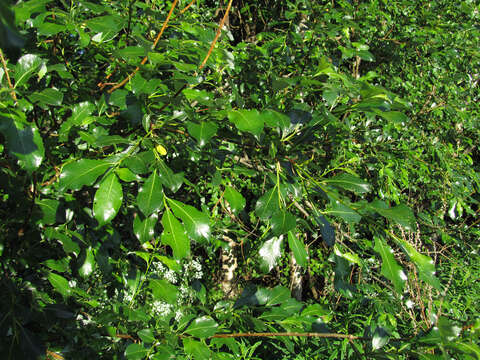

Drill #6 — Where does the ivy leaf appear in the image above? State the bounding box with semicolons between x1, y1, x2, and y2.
0;109;44;172
161;208;190;259
167;198;211;242
186;121;218;147
373;236;406;293
228;109;264;136
185;316;218;338
124;343;149;360
259;237;283;272
271;211;296;235
47;272;71;297
14;54;43;88
59;159;111;191
136;170;164;216
93;172;123;225
287;231;307;267
133;213;158;244
149;279;178;305
323;173;371;194
255;187;282;220
223;186;246;214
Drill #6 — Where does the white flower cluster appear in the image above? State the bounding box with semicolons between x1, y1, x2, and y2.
151;300;173;318
183;259;203;280
151;261;179;284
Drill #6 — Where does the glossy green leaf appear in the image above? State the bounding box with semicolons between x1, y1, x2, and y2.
185;316;218;338
34;199;62;225
223;186;246;214
68;102;96;126
167;198;211;242
228;109;264;136
93;172;123;225
149;279;178;305
115;167;139;182
137;328;155;344
186;121;218;147
183;338;211;360
59;159;111;191
157;160;184;193
47;272;70;297
375;110;409;124
314;214;335;247
271;211;296;235
301;303;329;317
124;150;154;175
124;343;148;360
136;170;164;216
133;213;157;244
323;173;371;194
29;88;63;107
327;200;361;224
266;285;291;306
262;109;291;132
85;14;125;34
161;209;190;259
259;236;283;272
255;187;282;220
79;247;96;278
14;54;43;88
392;233;441;289
0;109;44;172
115;46;147;58
374;236;406;293
372;326;390;350
183;88;214;105
287;231;307;267
370;200;415;229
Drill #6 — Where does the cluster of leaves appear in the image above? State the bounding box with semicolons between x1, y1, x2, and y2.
0;0;479;359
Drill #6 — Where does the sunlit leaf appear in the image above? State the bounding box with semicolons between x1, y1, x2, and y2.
372;326;390;350
327;200;361;224
228;109;264;136
255;187;282;220
287;231;307;267
47;272;71;297
259;236;283;272
14;54;43;88
149;279;178;305
161;208;190;259
370;200;415;230
59;159;110;191
124;343;148;360
223;186;246;214
271;211;296;235
185;316;218;338
323;173;371;194
186;121;218;147
29;88;63;107
183;338;211;360
374;236;406;293
133;213;158;244
167;198;211;242
93;172;123;225
157;160;183;193
79;247;96;278
136;170;164;216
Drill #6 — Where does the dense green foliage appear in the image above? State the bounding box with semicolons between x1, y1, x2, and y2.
1;0;479;359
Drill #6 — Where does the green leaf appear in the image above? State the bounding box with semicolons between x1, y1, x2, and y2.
255;187;282;220
374;236;406;293
327;200;361;224
287;231;307;267
161;208;190;259
79;247;96;278
223;186;246;214
0;109;44;172
301;304;328;317
68;102;96;126
228;109;264;136
186;121;218;147
374;110;408;124
37;22;65;36
47;272;71;297
133;213;158;244
259;237;283;272
136;170;164;216
323;173;371;194
266;285;291;306
185;316;218;338
34;199;62;225
370;201;415;230
167;198;211;242
29;88;63;107
391;233;441;289
314;214;335;247
59;159;111;191
271;211;296;236
437;317;462;342
372;326;390;350
137;328;155;344
262;109;291;133
14;54;43;88
124;150;154;175
85;14;125;34
149;279;178;305
157;160;184;193
124;343;149;360
183;88;214;105
93;172;123;225
183;338;211;360
115;46;147;59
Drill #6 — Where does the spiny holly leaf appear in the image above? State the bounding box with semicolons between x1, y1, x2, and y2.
228;109;264;136
323;173;371;194
161;208;190;259
287;231;307;267
374;236;406;293
186;121;218;147
59;159;111;191
136;170;164;216
93;172;123;226
167;198;210;242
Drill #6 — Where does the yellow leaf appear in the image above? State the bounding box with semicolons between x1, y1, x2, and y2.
156;144;167;156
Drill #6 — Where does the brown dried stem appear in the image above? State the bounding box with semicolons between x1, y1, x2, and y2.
0;49;17;103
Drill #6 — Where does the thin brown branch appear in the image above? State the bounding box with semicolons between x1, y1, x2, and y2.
198;0;233;70
0;49;17;103
180;0;196;14
108;0;179;93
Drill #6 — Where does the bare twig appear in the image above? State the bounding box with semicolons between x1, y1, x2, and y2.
0;49;17;103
